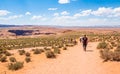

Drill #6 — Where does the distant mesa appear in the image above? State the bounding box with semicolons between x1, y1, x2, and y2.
8;30;56;36
8;30;33;36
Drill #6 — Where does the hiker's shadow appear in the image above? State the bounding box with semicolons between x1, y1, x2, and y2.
86;50;93;52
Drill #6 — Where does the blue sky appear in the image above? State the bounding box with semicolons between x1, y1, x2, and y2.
0;0;120;26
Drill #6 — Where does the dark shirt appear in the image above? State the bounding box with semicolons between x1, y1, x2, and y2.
82;37;88;44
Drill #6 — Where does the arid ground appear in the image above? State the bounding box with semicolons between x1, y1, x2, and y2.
0;27;120;74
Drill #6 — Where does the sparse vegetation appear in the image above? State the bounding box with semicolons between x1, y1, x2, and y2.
8;61;24;70
63;47;67;50
9;57;16;62
5;51;12;56
18;50;25;55
0;29;120;72
97;35;120;62
25;57;31;63
97;42;108;49
25;52;31;57
33;49;41;54
45;50;56;58
0;56;7;62
54;47;60;54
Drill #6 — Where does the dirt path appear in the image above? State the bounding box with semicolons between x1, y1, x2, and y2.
25;42;110;74
2;42;120;74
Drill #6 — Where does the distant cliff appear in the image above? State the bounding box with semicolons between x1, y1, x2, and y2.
0;24;20;27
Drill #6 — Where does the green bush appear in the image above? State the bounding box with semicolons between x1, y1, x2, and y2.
0;56;7;62
25;57;31;63
9;57;16;62
45;50;56;58
8;61;24;70
18;50;25;55
25;52;31;57
97;42;108;49
54;47;60;54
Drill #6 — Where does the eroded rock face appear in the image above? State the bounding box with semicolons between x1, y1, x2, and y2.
8;30;56;36
8;30;34;36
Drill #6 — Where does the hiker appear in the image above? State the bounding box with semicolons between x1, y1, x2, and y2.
80;35;88;51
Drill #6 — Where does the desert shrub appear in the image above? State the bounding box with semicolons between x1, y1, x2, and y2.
8;61;24;70
5;51;12;56
33;49;41;54
66;44;74;47
44;47;51;51
97;42;108;49
111;42;117;47
39;49;44;52
25;52;31;57
25;57;31;63
45;50;56;58
57;44;63;48
18;50;25;55
100;49;113;62
1;50;7;53
112;51;120;61
9;57;16;62
100;45;120;62
0;56;7;62
63;47;67;50
54;47;60;54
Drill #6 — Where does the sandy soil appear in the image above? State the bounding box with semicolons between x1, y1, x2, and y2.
24;42;120;74
1;42;120;74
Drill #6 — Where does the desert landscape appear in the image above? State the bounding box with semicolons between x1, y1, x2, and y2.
0;0;120;74
0;26;120;74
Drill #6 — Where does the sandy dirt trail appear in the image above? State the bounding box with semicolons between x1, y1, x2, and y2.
25;42;112;74
1;42;120;74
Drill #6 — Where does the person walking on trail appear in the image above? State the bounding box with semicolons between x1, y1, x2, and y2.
80;35;88;51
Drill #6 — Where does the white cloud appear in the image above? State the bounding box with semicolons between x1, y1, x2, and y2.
53;13;59;16
73;7;120;18
0;15;23;20
74;9;91;17
48;8;58;11
31;15;47;21
92;7;112;16
113;7;120;17
0;10;10;16
61;11;69;15
58;0;70;4
90;7;120;17
52;15;77;26
25;12;31;15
